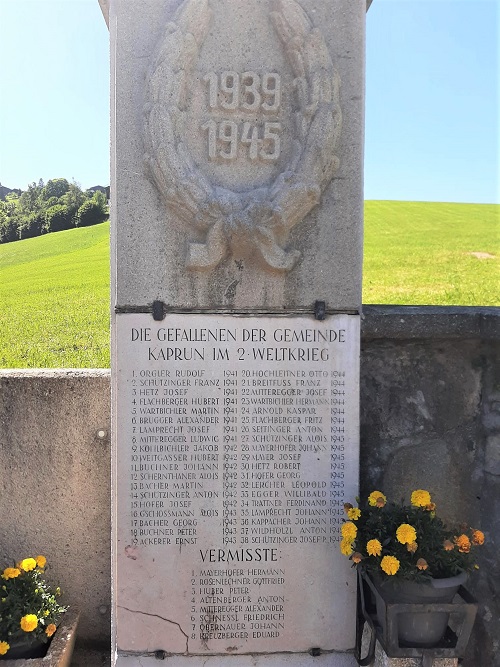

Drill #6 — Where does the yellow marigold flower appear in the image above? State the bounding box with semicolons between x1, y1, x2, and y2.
19;558;37;572
340;539;354;556
341;521;357;541
35;555;47;568
352;552;363;564
472;530;485;546
396;523;417;545
407;541;418;553
366;539;382;556
380;555;400;576
347;507;361;521
20;614;38;632
368;491;386;507
2;567;21;580
443;539;454;551
411;490;432;507
0;641;9;656
455;534;471;553
45;624;57;638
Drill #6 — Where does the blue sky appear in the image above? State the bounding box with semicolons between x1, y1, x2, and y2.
0;0;498;203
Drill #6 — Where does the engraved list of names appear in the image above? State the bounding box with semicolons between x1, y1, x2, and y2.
116;314;359;654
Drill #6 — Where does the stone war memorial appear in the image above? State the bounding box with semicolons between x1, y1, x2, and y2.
108;0;365;664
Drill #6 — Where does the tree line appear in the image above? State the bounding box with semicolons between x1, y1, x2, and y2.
0;178;109;244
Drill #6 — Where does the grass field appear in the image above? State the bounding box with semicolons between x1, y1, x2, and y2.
0;222;110;367
363;201;499;305
0;202;498;367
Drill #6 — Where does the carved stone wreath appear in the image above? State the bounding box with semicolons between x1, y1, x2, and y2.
143;0;342;272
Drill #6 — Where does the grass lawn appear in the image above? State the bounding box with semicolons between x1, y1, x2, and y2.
363;201;499;306
0;201;498;367
0;222;110;367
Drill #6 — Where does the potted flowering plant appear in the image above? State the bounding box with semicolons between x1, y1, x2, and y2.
0;555;68;660
341;489;484;649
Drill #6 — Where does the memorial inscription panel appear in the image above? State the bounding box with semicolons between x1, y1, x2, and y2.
116;314;359;655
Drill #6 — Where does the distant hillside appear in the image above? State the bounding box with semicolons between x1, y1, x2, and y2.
0;183;109;201
88;185;110;199
0;184;21;200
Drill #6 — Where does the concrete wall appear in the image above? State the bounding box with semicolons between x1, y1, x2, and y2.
0;370;111;654
1;307;498;665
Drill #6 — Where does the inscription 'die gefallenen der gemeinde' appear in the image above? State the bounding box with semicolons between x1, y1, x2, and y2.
117;315;358;652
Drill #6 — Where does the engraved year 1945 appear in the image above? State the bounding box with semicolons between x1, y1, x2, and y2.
202;70;282;162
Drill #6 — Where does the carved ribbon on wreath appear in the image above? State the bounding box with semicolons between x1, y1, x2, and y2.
143;0;342;272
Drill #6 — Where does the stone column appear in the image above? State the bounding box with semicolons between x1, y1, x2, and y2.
108;1;365;664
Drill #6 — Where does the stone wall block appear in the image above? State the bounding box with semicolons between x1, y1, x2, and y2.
0;370;111;646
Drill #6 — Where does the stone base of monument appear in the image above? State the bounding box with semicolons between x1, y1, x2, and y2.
116;653;358;666
370;640;458;667
360;628;458;667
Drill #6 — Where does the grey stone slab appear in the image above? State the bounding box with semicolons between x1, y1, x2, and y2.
110;0;365;311
113;313;359;656
116;651;359;666
361;305;500;341
371;641;457;667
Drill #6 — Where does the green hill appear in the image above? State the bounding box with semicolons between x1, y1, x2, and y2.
0;202;498;368
0;222;110;367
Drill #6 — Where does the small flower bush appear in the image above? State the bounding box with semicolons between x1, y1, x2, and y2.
0;555;67;657
340;490;485;581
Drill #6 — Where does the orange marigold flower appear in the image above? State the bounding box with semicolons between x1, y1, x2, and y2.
0;641;9;656
347;507;361;521
35;555;47;569
45;624;57;638
352;552;363;564
344;503;353;513
417;558;428;570
396;523;417;545
443;539;454;551
366;539;382;556
368;491;386;507
425;502;436;512
2;567;21;580
455;534;471;553
407;541;418;553
381;555;400;576
411;490;432;507
471;530;485;546
20;614;38;632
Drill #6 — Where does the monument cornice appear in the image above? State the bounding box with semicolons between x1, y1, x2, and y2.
98;0;373;28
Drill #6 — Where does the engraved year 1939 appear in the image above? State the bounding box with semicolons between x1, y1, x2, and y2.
202;70;282;162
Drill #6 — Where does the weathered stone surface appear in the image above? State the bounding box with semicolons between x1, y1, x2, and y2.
0;370;111;647
371;641;457;667
114;314;359;657
116;653;358;667
111;0;364;311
